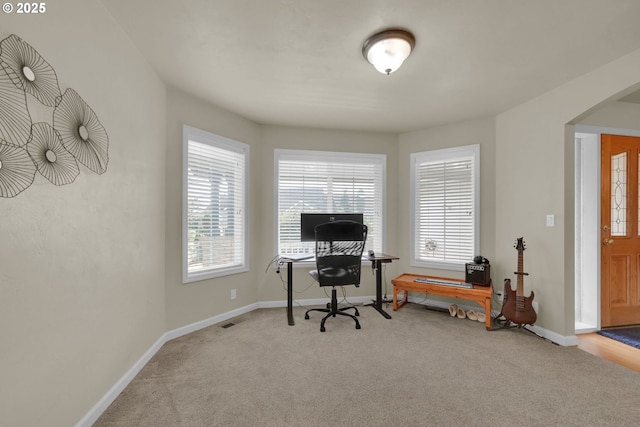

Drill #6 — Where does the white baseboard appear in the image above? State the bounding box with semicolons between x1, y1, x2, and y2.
77;295;577;425
75;334;166;427
165;303;259;341
405;295;577;347
76;303;259;427
526;325;579;346
76;296;381;425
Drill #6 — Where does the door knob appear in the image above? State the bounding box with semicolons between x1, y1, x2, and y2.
603;238;614;245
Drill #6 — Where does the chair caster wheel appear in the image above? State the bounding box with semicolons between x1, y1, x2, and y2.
320;326;326;332
354;309;360;316
356;324;361;330
304;313;309;319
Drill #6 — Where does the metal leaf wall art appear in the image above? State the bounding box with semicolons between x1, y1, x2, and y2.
0;61;32;147
1;34;61;106
0;33;109;198
0;139;36;197
27;122;79;186
54;88;109;175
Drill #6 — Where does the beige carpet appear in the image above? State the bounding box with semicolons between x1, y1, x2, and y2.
95;303;640;426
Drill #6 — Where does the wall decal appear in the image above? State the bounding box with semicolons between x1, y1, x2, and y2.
0;140;36;198
0;61;32;147
0;33;109;197
27;122;79;185
0;34;61;107
53;88;109;175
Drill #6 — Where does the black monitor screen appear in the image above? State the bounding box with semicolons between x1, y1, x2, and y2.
300;213;364;242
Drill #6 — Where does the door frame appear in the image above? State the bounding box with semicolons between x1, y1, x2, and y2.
574;125;640;333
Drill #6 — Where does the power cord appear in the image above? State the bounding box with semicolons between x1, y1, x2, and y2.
264;254;281;275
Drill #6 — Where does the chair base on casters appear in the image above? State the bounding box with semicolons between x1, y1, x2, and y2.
304;288;361;332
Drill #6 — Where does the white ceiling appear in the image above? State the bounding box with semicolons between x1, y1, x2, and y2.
101;0;640;133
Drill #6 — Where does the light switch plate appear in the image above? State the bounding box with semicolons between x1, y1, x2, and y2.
546;214;555;227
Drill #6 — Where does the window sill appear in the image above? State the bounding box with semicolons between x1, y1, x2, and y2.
410;260;465;272
183;265;249;283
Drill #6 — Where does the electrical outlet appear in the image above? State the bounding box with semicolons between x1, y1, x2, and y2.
532;301;539;313
230;289;237;300
496;290;504;302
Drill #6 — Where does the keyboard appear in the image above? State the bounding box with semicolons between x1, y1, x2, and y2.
280;254;314;261
413;277;474;289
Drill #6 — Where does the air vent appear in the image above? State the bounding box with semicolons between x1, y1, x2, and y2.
219;316;246;329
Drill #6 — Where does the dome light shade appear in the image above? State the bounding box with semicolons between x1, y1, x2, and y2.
362;28;415;75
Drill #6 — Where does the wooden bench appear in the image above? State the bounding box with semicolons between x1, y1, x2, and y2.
391;273;493;330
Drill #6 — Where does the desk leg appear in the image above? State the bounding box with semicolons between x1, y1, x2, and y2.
287;261;294;326
367;260;392;319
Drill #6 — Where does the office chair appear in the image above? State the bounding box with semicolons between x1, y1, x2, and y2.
304;220;368;332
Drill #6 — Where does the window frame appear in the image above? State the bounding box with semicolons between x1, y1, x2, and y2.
410;144;480;271
274;149;386;258
182;125;249;283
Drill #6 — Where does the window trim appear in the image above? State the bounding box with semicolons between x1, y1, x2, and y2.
410;144;480;271
182;125;249;283
274;148;386;258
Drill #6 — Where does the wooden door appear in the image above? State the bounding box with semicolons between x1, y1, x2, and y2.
601;134;640;327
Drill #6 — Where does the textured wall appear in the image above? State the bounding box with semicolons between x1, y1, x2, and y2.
164;87;261;330
397;117;497;280
495;49;640;337
164;92;399;326
0;1;167;425
3;2;640;425
256;125;399;303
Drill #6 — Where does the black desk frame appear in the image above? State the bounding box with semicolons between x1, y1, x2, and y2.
280;253;399;325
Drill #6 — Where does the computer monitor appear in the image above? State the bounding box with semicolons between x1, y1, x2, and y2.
300;213;364;242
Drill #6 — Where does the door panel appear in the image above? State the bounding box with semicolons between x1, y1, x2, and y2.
609;254;629;305
601;134;640;327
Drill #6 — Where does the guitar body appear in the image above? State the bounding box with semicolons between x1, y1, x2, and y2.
497;237;537;327
500;278;537;326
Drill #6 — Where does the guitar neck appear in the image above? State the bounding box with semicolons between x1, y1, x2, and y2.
517;250;525;297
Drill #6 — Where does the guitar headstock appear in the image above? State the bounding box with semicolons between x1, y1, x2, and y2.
514;237;526;252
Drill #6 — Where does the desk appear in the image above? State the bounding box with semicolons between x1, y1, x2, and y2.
391;273;493;330
280;253;399;326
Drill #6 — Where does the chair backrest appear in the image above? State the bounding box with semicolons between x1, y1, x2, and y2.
313;220;368;287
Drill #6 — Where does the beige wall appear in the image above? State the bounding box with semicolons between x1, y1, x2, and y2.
165;87;261;330
496;49;640;337
165;90;399;326
578;101;640;130
257;125;399;303
397;117;497;283
0;1;166;426
5;3;640;424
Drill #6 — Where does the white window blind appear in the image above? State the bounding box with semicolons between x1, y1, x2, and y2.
182;126;249;282
275;149;385;256
411;144;479;270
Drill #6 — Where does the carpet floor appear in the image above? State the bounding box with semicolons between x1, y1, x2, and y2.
598;326;640;350
95;304;640;427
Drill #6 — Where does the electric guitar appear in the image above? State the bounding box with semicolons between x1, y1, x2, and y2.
498;237;537;326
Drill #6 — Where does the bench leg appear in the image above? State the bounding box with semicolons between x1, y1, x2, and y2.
393;287;408;311
484;297;491;330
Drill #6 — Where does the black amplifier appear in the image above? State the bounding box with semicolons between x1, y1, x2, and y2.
465;262;491;286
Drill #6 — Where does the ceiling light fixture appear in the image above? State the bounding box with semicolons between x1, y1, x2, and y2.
362;28;415;75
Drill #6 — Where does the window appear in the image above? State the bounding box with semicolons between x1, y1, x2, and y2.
275;149;385;256
182;125;249;282
411;144;479;271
